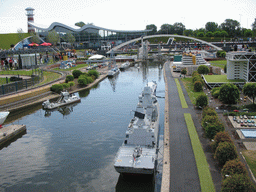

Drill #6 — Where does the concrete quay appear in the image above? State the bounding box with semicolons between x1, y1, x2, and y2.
0;124;26;146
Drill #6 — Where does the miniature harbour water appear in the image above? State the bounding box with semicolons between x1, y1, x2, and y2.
0;61;165;192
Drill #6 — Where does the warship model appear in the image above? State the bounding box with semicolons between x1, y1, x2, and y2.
114;81;159;175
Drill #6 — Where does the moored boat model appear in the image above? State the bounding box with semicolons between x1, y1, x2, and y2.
42;91;81;110
119;61;130;70
114;81;159;175
0;111;10;128
107;67;120;77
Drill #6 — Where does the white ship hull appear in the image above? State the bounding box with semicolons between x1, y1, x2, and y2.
0;111;10;126
114;81;159;175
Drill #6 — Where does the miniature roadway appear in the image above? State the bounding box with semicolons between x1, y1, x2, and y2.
161;61;201;191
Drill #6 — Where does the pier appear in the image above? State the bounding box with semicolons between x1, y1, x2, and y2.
0;124;26;146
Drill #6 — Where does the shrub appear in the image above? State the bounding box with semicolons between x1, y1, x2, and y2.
88;70;99;79
68;81;75;88
192;71;199;77
211;131;233;152
224;64;227;73
72;70;82;78
197;65;210;75
212;90;220;98
221;159;247;179
202;115;219;128
192;75;202;83
196;94;208;108
194;81;203;92
50;84;63;94
86;76;94;84
202;107;217;118
221;174;256;192
204;121;225;139
62;83;70;90
214;142;238;166
78;76;88;86
65;75;74;83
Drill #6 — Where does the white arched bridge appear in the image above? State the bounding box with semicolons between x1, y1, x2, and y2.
107;34;222;54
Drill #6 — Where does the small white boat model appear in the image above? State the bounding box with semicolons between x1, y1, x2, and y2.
119;61;130;70
0;111;10;127
42;91;81;110
107;67;120;77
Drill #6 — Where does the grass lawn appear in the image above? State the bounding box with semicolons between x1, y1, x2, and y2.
209;60;226;69
53;64;88;71
38;71;61;86
0;70;37;76
184;113;215;192
175;78;188;108
204;75;245;83
0;78;9;85
181;77;204;105
242;150;256;179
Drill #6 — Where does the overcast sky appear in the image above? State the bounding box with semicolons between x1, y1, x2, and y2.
0;0;255;34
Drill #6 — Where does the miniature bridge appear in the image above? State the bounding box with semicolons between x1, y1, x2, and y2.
107;34;222;54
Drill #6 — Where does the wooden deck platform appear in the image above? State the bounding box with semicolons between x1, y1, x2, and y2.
0;124;26;146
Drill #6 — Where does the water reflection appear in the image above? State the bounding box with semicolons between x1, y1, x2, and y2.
108;74;119;92
44;103;78;118
116;174;154;192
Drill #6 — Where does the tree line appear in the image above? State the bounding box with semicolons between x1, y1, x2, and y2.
146;18;256;38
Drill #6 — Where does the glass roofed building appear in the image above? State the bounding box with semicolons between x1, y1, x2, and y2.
28;22;152;49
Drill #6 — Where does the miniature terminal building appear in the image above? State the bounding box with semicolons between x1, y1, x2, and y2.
226;51;256;82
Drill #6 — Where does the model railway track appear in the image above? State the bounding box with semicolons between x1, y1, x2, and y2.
0;91;56;111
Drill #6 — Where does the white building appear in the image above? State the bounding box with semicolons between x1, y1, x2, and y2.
226;51;256;82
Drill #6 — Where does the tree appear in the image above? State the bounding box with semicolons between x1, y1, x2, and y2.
221;174;256;192
158;24;174;34
30;32;40;44
204;121;225;139
205;22;218;32
197;32;205;37
196;94;208;108
197;65;209;75
146;24;157;35
211;131;233;152
206;31;214;37
75;21;85;28
219;83;240;104
213;31;221;37
72;70;82;78
243;83;256;104
17;28;25;49
244;29;253;37
181;68;187;78
63;32;76;44
184;29;194;36
202;115;219;128
202;107;217;118
220;19;240;37
221;159;247;178
214;142;238;166
173;22;185;35
220;30;228;37
252;19;256;35
68;81;75;90
194;81;203;92
46;30;60;46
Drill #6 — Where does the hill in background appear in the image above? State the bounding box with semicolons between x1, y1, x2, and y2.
0;33;30;50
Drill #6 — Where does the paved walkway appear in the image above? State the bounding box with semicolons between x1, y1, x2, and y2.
164;62;201;191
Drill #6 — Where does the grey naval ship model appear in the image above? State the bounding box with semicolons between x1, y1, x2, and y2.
114;81;159;175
